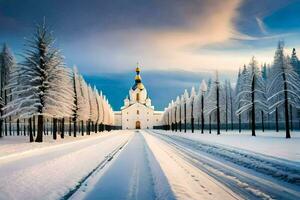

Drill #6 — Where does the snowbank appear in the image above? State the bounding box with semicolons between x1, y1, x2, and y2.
155;130;300;162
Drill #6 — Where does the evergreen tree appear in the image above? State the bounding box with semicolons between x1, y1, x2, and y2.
3;22;74;142
236;57;267;136
267;41;300;138
0;44;17;137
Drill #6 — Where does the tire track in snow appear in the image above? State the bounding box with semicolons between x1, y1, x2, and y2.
149;130;300;200
62;138;131;200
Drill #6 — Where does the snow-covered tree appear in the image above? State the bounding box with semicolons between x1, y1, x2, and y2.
182;90;189;132
290;48;300;77
175;96;180;131
3;22;74;142
0;44;17;137
186;87;196;132
204;71;224;135
267;41;300;138
170;100;176;131
225;80;234;130
236;57;267;136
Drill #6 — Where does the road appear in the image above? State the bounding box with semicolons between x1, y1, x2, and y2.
1;130;299;200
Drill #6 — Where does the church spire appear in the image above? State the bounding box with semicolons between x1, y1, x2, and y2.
132;62;144;90
135;62;142;83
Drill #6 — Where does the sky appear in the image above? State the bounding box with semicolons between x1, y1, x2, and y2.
1;0;300;110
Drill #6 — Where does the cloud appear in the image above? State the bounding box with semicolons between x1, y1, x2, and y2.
63;0;244;74
255;17;268;35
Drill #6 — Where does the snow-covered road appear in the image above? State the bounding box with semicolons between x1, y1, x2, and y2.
0;131;133;200
73;131;175;200
1;130;299;200
149;130;300;200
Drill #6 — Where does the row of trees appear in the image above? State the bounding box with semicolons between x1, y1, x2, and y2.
0;22;114;142
162;41;300;138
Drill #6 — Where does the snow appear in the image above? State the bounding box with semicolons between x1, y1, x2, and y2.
143;131;241;200
155;130;300;161
0;131;133;200
149;130;300;199
1;129;299;200
71;131;174;200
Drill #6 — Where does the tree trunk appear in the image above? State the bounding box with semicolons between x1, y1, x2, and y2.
261;111;265;132
17;118;20;136
60;118;65;139
239;115;241;133
29;118;34;142
201;94;204;134
46;119;49;135
5;118;7;136
9;117;12;136
0;118;3;138
283;78;291;138
33;116;36;137
184;103;187;133
216;84;221;135
290;104;293;131
225;90;228;132
230;96;234;130
81;120;84;136
69;117;72;136
209;114;211;134
35;115;43;142
275;107;279;132
191;102;194;133
53;118;57;140
73;119;77;137
251;77;256;137
23;119;26;136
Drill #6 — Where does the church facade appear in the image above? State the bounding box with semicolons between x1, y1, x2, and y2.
114;66;163;129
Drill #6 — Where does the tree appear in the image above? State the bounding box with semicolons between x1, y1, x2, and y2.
186;87;196;133
290;48;300;77
76;75;90;135
175;96;180;131
204;71;224;135
267;41;300;138
0;44;17;137
3;21;74;142
236;57;267;136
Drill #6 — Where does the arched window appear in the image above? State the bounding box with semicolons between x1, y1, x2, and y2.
137;110;139;115
136;93;140;101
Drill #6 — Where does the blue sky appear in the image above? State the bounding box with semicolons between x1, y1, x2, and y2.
1;0;300;110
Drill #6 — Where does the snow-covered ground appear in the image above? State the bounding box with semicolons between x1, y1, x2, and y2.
154;130;300;161
1;130;299;200
0;131;133;200
150;129;300;199
143;132;240;200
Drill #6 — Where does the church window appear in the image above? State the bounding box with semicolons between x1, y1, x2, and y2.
136;93;140;101
137;110;139;115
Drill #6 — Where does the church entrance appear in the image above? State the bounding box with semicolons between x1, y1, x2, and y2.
135;121;141;129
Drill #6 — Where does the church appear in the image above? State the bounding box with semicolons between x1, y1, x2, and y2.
114;66;163;129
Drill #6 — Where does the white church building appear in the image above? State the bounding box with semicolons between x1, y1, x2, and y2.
114;66;163;129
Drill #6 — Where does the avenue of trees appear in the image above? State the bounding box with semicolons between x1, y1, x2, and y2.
0;22;114;142
162;41;300;138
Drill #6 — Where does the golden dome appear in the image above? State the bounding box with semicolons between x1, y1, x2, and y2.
135;75;141;81
136;67;141;73
137;83;144;90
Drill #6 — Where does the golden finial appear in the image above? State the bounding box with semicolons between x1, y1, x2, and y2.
136;62;141;73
